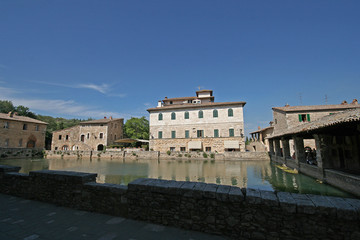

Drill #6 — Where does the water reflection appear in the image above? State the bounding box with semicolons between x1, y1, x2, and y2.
0;158;353;197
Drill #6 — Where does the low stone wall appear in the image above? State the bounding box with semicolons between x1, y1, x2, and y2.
0;148;44;159
45;150;270;161
0;165;359;239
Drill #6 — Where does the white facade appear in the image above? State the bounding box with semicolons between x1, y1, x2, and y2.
147;90;246;153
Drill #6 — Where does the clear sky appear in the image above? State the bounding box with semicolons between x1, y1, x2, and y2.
1;0;359;136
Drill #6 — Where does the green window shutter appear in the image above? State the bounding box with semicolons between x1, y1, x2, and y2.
171;112;176;120
158;131;162;139
307;114;310;122
198;110;203;118
214;129;219;137
228;108;233;117
185;130;189;138
298;114;302;122
171;131;176;138
184;112;189;119
158;113;163;121
213;110;218;118
229;129;234;137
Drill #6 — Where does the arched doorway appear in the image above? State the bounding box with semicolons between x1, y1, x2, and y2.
26;135;37;148
62;145;69;150
97;144;104;151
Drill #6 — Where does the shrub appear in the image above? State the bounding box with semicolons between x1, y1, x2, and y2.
167;150;171;155
210;153;215;159
203;152;208;158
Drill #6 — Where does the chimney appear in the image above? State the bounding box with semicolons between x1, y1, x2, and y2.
351;99;358;105
165;97;168;99
285;103;290;107
8;111;14;117
104;116;107;119
341;100;348;105
109;116;113;120
258;126;261;130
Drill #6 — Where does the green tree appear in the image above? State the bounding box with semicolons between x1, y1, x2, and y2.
124;117;149;143
15;105;37;118
0;100;15;113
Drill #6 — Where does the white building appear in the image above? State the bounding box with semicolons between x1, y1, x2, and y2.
147;90;246;153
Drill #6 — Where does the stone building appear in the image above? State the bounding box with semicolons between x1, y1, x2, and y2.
247;124;274;152
268;108;360;196
270;100;360;155
51;117;124;151
0;112;47;149
147;90;246;153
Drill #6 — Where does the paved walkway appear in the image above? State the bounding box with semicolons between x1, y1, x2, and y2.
0;194;227;240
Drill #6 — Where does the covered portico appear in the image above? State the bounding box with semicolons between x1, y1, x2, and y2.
268;109;360;196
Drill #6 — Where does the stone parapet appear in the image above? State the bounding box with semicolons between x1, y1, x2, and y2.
0;165;359;239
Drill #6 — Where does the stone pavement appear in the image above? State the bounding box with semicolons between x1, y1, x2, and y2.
0;193;227;240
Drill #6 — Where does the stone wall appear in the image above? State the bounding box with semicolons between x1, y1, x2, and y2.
0;165;359;239
45;150;269;161
0;148;44;159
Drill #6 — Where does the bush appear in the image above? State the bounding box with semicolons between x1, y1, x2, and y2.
210;153;215;159
167;150;171;155
203;152;208;158
178;154;182;157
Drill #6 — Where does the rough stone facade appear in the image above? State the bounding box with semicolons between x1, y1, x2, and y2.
0;112;47;149
0;165;359;240
148;90;246;153
51;117;124;151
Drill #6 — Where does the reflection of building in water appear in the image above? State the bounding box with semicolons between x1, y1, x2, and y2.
146;159;272;188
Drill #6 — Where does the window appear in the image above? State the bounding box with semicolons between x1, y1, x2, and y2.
171;131;176;139
99;133;103;139
59;135;62;140
80;135;85;142
229;129;234;137
214;129;219;137
170;101;173;104
35;125;39;131
4;122;9;129
18;139;22;147
66;135;69;140
158;131;163;139
5;139;9;147
228;108;233;117
213;110;218;118
185;130;189;138
23;124;28;130
158;113;163;121
170;147;175;151
171;112;176;120
180;147;186;152
184;112;189;119
87;133;90;139
206;147;211;152
298;114;310;122
198;110;203;118
197;130;204;138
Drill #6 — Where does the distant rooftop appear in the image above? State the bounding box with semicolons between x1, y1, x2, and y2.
273;100;359;113
81;117;123;124
0;112;48;125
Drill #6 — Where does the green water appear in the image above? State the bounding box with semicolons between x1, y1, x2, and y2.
0;158;354;198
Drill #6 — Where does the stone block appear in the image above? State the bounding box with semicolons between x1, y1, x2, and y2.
228;186;244;203
344;198;360;219
192;182;207;199
326;196;358;220
29;170;97;184
245;188;261;204
180;182;197;197
128;178;153;191
291;193;315;214
259;190;278;207
276;191;296;213
306;194;336;217
0;165;21;173
166;180;186;195
216;185;231;201
203;184;219;199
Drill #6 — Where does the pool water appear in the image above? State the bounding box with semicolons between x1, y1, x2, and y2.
0;157;354;198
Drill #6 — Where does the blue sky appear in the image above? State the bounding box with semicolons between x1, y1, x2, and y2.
1;0;359;136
